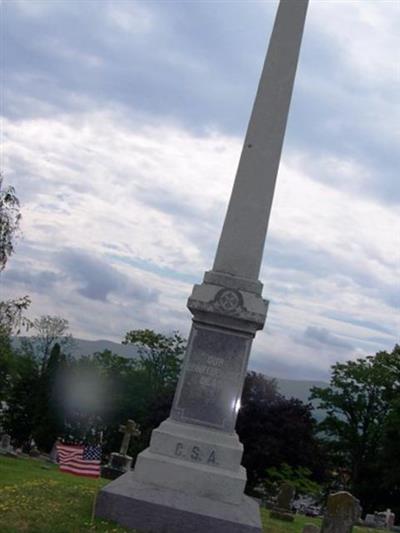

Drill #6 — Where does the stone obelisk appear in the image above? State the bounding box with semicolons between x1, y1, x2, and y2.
96;1;309;531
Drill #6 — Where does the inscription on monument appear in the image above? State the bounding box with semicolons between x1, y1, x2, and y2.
174;442;218;466
171;323;251;431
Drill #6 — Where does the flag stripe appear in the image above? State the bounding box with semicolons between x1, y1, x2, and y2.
56;442;101;478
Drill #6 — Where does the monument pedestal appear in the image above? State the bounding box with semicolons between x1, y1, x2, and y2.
95;473;262;533
97;417;261;531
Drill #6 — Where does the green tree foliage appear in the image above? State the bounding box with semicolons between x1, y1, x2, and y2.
237;372;326;491
2;341;68;451
2;350;39;445
310;345;400;515
0;175;21;271
0;176;31;401
54;330;186;459
33;343;67;451
123;329;185;395
27;315;73;369
264;463;321;499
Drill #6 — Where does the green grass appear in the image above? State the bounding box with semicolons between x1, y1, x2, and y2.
0;455;131;533
0;456;375;532
261;509;321;532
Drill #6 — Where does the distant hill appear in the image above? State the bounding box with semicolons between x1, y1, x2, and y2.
12;337;140;359
68;338;140;359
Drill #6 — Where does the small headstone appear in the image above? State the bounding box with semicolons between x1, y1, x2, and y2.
374;509;396;529
270;482;295;522
303;525;320;533
101;419;141;480
321;491;361;533
385;509;395;529
0;433;12;453
364;513;376;527
49;441;59;463
29;446;40;458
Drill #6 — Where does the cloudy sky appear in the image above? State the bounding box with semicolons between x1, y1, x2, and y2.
2;0;399;380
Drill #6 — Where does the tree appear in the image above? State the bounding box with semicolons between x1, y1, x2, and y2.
310;345;400;515
0;177;31;401
241;371;278;405
123;329;185;395
2;350;39;446
28;315;73;369
32;343;67;451
264;463;321;499
237;372;325;491
0;175;21;271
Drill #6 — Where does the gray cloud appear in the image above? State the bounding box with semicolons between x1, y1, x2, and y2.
4;0;398;217
57;249;159;303
303;326;354;351
322;310;395;336
3;268;60;291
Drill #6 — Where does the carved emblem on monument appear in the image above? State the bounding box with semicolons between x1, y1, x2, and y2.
214;288;243;314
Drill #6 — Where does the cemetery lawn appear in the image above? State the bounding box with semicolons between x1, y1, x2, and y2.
0;455;133;533
1;456;376;533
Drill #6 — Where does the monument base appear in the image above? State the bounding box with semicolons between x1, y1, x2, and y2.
95;472;262;533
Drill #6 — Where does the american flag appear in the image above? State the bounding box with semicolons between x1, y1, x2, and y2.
56;442;101;478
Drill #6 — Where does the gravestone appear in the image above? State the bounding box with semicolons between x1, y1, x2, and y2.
321;492;361;533
0;433;17;458
303;525;320;533
49;441;59;463
364;513;376;527
372;509;396;529
270;482;295;522
385;509;395;529
102;419;141;480
95;1;309;532
0;433;11;453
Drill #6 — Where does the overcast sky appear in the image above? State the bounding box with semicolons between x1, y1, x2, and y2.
2;0;399;380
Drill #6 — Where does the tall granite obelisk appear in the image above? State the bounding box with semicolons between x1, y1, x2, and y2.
96;1;309;531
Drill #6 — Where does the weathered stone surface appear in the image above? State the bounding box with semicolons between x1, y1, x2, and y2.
118;419;140;456
212;0;310;280
269;482;295;522
302;525;320;533
321;492;361;533
29;447;40;458
149;418;244;471
171;323;252;432
0;434;12;454
101;452;132;480
96;472;262;533
276;482;295;511
134;448;247;505
363;513;376;527
1;434;11;447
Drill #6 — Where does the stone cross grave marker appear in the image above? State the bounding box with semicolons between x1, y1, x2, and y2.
119;419;140;456
101;419;141;480
96;1;309;531
321;492;361;533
